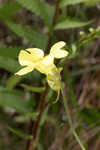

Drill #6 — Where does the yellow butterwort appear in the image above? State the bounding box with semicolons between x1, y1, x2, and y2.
15;41;68;91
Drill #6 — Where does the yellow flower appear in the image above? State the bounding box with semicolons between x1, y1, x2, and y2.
46;66;62;91
15;41;68;91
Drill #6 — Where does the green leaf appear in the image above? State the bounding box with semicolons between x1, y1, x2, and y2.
0;55;20;73
54;18;91;30
0;46;22;59
59;0;87;8
8;126;32;139
0;2;21;19
21;84;45;93
5;20;48;49
16;0;55;26
0;87;28;113
6;75;22;89
80;108;100;126
15;112;39;122
85;0;100;5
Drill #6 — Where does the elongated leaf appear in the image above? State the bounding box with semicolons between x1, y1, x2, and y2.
0;46;22;59
54;18;91;30
0;2;21;19
6;75;22;89
0;87;28;113
85;0;100;5
4;20;48;49
60;0;87;8
16;0;55;25
8;126;32;139
21;84;45;93
0;55;20;73
15;112;39;122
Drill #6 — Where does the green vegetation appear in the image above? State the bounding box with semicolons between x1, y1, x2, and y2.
0;0;100;150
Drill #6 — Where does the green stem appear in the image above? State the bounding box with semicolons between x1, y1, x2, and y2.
61;84;86;150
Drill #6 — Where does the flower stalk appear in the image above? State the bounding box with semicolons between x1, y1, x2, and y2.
61;83;86;150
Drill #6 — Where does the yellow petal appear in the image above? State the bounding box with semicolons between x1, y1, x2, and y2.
51;41;66;51
46;66;62;91
58;67;63;72
18;50;36;66
36;63;54;75
36;54;54;75
15;66;34;76
46;73;61;91
26;48;44;60
51;49;68;58
41;54;54;65
50;41;68;58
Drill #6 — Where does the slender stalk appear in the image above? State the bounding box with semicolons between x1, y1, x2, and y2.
61;84;86;150
25;84;48;150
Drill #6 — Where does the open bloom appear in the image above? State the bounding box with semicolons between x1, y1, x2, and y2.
15;41;68;91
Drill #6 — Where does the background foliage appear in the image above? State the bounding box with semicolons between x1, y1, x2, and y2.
0;0;100;150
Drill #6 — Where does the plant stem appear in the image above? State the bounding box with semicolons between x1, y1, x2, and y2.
61;84;86;150
25;84;48;150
